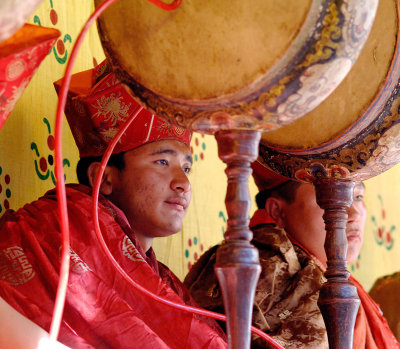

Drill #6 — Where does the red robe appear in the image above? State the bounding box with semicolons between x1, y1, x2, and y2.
0;184;227;348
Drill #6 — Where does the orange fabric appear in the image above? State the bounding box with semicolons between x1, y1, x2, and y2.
369;272;400;341
249;208;276;228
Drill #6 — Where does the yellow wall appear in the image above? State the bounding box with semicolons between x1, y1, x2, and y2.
352;166;400;290
1;0;399;295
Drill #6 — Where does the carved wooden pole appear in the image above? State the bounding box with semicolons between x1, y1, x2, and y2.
214;130;261;349
314;179;360;349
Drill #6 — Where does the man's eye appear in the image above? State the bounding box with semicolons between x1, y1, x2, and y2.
157;159;168;166
184;166;191;174
354;194;364;201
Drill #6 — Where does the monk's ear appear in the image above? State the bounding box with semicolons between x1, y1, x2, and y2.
265;197;286;228
87;162;114;196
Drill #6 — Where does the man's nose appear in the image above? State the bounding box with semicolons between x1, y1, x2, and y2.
171;168;191;193
347;202;361;221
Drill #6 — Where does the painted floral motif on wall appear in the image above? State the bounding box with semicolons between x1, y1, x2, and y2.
191;134;207;162
350;254;361;272
0;167;12;213
31;117;70;185
33;0;72;64
371;195;395;250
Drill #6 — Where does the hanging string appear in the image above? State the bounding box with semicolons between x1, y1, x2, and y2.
53;0;284;347
146;0;182;11
52;0;120;340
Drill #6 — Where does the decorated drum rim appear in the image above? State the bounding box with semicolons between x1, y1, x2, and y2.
263;0;400;156
97;0;378;134
258;0;400;182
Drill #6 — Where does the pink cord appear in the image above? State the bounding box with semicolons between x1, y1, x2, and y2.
146;0;182;11
53;0;285;348
52;0;120;340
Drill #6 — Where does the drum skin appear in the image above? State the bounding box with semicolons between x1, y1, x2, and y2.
95;0;377;134
258;0;400;182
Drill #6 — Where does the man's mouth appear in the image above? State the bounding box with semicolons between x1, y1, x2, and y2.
346;230;360;240
165;197;187;211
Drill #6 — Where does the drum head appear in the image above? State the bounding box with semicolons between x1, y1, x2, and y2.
258;0;400;182
95;0;377;133
96;0;312;100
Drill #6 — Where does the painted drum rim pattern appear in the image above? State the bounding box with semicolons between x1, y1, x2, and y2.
258;0;400;182
96;0;378;134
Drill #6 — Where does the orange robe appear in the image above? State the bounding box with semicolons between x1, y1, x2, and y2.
369;271;400;341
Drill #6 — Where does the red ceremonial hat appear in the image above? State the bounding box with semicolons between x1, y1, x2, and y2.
251;160;290;191
54;60;192;158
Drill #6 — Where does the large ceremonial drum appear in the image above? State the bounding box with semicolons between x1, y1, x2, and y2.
95;0;377;134
258;0;400;182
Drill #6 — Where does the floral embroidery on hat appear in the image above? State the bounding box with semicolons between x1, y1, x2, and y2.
54;60;192;157
91;92;131;126
92;59;112;84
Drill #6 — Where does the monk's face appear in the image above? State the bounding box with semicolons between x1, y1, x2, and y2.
345;183;367;264
277;182;366;267
110;139;192;251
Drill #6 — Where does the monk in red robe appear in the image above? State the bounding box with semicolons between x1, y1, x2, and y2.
0;61;227;348
185;161;398;349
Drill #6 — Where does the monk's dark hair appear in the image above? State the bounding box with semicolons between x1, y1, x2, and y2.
76;152;126;186
255;180;302;209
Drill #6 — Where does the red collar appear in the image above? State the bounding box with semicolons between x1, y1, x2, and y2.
249;209;276;228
